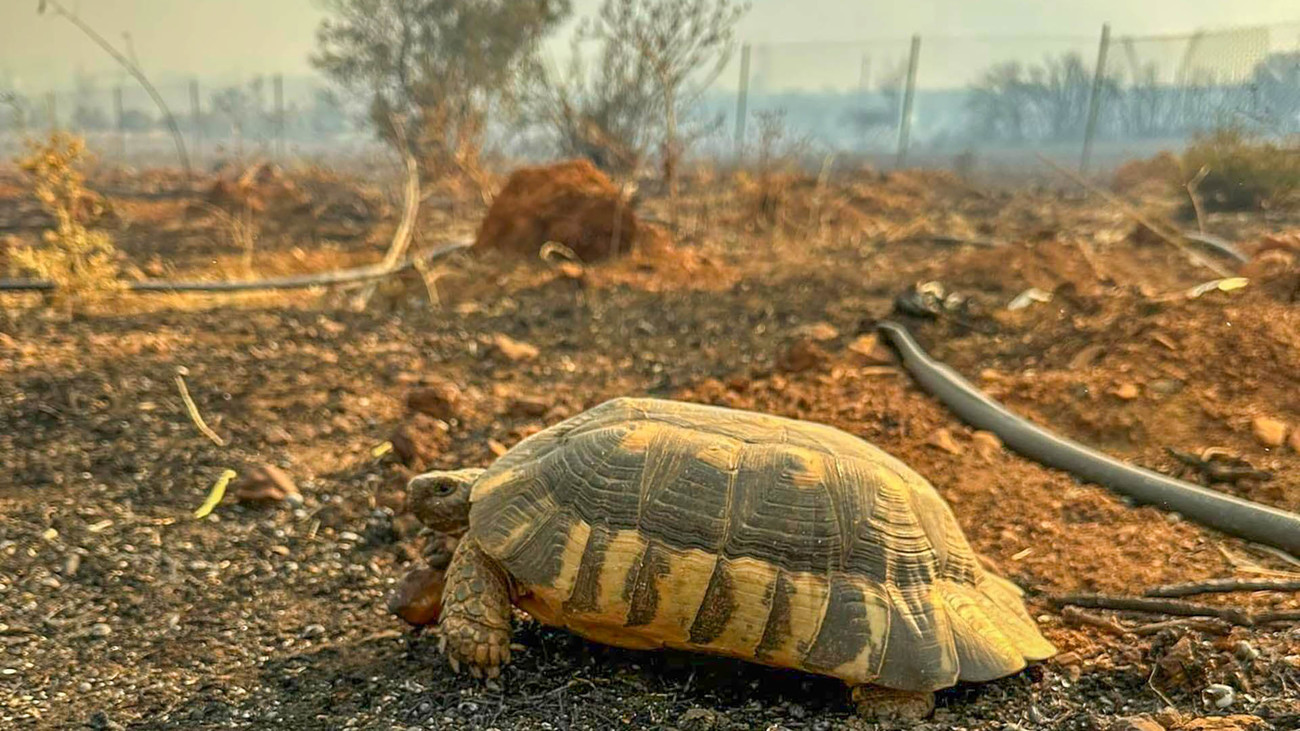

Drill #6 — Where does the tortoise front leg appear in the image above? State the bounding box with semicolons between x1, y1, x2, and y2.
850;685;935;722
439;539;514;679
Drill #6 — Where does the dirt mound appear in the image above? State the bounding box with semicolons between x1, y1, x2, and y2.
1111;151;1180;194
475;159;641;261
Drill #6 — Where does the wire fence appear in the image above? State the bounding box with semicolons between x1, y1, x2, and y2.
2;20;1298;178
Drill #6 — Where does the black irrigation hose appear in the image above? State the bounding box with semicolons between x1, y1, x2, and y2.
877;319;1300;557
1183;232;1248;265
0;240;473;294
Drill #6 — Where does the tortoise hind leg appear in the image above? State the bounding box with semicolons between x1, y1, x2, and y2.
440;540;514;679
850;686;935;722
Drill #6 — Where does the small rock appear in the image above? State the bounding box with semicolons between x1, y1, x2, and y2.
490;333;540;362
389;566;446;627
845;334;896;365
678;708;719;731
1181;716;1267;731
90;623;112;638
508;396;551;418
1153;706;1183;729
88;711;126;731
264;425;294;445
1233;640;1259;662
234;464;302;506
1251;416;1288;447
1109;716;1163;731
1202;683;1235;709
796;321;839;342
406;379;462;420
390;414;451;469
301;624;326;639
927;428;962;455
1112;383;1140;400
776;338;829;373
971;431;1002;461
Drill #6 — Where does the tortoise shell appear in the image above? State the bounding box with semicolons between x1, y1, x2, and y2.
468;398;1054;691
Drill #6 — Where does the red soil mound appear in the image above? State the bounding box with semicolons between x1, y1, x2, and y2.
475;159;640;261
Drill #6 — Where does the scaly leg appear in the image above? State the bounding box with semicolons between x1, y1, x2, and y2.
851;685;935;722
439;539;514;679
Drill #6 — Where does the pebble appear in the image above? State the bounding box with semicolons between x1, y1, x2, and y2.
1251;416;1288;447
1108;715;1163;731
678;707;720;731
1202;683;1235;709
90;623;112;638
301;624;326;639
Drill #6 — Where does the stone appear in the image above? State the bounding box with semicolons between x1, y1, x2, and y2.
1251;416;1288;447
1181;716;1267;731
678;708;720;731
797;321;840;342
846;334;896;365
1108;716;1163;731
927;428;962;455
490;333;540;362
406;379;462;420
971;431;1003;461
234;464;302;505
1112;383;1140;400
776;338;829;373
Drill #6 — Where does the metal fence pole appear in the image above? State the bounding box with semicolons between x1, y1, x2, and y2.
733;43;752;162
273;73;285;160
113;86;125;158
1080;23;1112;174
189;78;202;168
895;34;921;168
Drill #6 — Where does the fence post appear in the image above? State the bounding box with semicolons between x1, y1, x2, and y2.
46;92;58;131
733;43;752;162
189;78;201;168
1081;23;1112;175
895;34;921;168
273;74;286;160
113;86;125;158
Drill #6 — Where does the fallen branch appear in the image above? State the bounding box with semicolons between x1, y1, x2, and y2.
1051;593;1300;627
355;113;422;309
877;319;1300;557
1035;153;1231;277
1145;578;1300;598
1060;605;1232;636
175;373;225;446
0;240;471;294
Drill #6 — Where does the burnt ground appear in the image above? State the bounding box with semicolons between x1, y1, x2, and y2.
2;163;1299;730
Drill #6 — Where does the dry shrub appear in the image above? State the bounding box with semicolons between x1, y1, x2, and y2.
1180;128;1300;212
11;133;122;311
475;159;641;261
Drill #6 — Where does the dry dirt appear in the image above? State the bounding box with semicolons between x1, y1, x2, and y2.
2;162;1299;731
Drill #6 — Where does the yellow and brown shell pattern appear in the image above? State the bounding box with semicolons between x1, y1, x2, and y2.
468;398;1055;692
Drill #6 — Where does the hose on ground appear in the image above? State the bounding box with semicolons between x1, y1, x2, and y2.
877;319;1300;557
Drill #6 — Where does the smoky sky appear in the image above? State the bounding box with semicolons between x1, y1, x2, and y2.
2;0;1297;90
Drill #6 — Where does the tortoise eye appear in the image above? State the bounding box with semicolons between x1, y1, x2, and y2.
434;482;457;497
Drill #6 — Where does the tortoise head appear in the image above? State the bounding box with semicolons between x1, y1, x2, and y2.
406;468;486;533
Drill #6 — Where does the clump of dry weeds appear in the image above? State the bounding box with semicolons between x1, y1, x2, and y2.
11;133;122;312
1180;128;1300;212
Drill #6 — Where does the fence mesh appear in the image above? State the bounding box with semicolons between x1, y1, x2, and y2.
3;21;1299;176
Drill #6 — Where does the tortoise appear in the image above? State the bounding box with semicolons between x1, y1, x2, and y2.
394;397;1055;719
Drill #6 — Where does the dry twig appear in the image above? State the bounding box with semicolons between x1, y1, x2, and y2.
1185;165;1210;234
1051;593;1300;626
1035;153;1230;277
175;373;226;446
1145;578;1300;598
